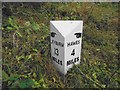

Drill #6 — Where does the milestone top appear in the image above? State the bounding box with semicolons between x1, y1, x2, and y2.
50;20;83;37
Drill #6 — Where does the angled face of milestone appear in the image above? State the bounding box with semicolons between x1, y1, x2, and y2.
50;21;83;75
50;21;83;37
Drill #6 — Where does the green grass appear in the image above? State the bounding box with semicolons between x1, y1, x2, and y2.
2;2;119;88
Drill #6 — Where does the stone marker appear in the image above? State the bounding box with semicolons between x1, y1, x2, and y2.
50;20;83;75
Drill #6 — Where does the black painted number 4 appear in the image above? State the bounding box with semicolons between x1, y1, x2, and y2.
71;49;75;56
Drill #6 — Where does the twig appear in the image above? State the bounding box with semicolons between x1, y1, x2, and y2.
12;30;18;47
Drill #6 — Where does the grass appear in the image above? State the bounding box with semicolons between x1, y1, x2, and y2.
2;2;119;88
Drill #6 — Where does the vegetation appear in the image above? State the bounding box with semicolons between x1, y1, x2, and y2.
2;2;119;88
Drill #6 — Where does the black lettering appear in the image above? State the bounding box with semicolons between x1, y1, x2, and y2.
52;56;57;62
71;49;75;56
58;42;60;45
71;59;73;64
67;57;80;66
52;56;62;66
67;60;70;66
60;61;62;65
67;40;80;47
57;59;59;64
74;58;77;63
51;40;64;47
54;48;59;56
77;57;79;61
73;42;76;45
61;43;64;47
67;42;70;47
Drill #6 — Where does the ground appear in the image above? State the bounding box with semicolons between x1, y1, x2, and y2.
2;2;119;88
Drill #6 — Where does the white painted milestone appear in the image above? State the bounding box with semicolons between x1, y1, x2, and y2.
50;20;83;75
